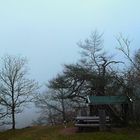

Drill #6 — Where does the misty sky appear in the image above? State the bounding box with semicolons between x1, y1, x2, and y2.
0;0;140;128
0;0;140;83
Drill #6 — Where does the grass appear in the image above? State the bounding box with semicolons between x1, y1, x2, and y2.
0;125;140;140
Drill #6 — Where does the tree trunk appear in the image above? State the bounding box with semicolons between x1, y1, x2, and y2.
12;107;15;130
12;87;15;130
61;98;66;122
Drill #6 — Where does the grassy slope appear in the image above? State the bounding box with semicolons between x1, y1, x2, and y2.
0;126;140;140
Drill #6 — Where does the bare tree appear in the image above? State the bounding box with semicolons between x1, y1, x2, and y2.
0;55;38;130
116;34;139;70
116;35;140;122
35;86;76;125
116;35;140;94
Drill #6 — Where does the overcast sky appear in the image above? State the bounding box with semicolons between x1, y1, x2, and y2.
0;0;140;128
0;0;140;84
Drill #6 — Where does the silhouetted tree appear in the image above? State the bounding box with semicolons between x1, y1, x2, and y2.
35;87;76;125
36;31;131;125
0;55;38;129
117;35;140;122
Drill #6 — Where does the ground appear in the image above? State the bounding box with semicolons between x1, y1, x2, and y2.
60;127;78;135
0;125;140;140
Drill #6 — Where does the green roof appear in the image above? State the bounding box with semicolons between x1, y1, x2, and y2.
87;95;130;105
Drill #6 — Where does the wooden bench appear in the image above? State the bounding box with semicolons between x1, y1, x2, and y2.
75;116;111;128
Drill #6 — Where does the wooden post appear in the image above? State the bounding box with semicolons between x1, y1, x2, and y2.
99;109;106;131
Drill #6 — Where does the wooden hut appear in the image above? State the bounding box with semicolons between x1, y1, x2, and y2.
75;95;132;130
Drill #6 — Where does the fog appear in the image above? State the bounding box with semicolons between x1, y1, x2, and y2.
0;0;140;128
